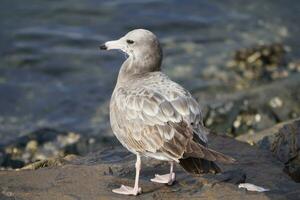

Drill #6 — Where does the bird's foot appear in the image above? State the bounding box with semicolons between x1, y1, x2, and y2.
150;172;175;185
112;185;142;196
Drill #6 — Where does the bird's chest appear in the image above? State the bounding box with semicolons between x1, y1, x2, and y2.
109;89;136;147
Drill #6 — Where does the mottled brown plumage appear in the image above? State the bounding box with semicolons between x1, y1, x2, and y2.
100;29;235;195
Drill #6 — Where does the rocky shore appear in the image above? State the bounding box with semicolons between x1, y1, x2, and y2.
1;127;300;200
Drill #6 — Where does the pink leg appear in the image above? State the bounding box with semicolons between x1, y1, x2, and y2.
151;162;175;185
112;154;142;195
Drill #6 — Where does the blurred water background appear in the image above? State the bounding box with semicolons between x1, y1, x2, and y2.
0;0;300;167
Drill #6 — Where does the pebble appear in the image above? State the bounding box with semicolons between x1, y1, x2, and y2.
269;97;283;108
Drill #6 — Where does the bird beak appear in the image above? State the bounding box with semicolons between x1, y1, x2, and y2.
99;39;123;51
99;44;107;50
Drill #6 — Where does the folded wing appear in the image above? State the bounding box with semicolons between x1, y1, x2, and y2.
110;76;234;163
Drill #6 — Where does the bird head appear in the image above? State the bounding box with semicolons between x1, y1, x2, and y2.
100;29;162;73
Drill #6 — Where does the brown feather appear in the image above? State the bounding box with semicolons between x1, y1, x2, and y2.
179;157;221;174
185;141;235;164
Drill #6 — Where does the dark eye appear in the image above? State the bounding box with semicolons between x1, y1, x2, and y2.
126;39;134;44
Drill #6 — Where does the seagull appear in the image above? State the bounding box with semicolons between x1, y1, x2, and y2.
99;29;235;196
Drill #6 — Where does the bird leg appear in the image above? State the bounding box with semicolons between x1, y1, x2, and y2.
151;161;175;185
112;154;142;195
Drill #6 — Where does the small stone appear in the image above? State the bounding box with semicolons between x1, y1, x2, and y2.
25;140;38;152
269;97;283;108
288;62;296;70
88;138;95;144
255;114;261;122
34;153;47;161
57;132;80;147
278;26;289;37
233;120;241;128
21;152;31;163
64;154;78;161
205;117;214;126
247;52;261;63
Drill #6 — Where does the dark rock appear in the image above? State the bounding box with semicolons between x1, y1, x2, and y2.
210;169;247;185
0;135;299;200
0;194;15;200
0;151;5;166
1;157;24;169
270;120;300;182
237;119;300;183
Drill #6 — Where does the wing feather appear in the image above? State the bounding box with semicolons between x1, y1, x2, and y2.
171;98;189;116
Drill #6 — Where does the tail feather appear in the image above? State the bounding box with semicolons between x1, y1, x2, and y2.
179;157;221;175
187;141;236;164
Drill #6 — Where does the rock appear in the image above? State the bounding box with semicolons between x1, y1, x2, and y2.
21;154;78;170
0;135;299;200
0;149;24;169
226;43;289;85
200;74;300;136
0;128;83;169
237;119;300;182
25;140;38;152
198;43;300;137
236;118;299;144
0;151;5;166
265;120;300;182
